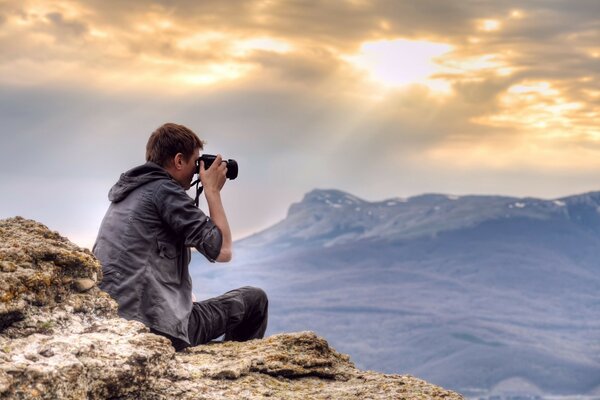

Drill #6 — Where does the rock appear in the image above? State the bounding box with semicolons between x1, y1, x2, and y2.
72;279;95;293
0;217;464;399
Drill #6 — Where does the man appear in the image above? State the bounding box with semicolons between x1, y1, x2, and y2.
93;123;268;351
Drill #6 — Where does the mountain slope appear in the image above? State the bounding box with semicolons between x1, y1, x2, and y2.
190;189;600;398
237;189;596;250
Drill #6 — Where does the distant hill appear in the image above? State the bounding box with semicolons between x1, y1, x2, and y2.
190;189;600;398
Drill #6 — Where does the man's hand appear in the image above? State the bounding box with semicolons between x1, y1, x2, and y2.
199;154;227;193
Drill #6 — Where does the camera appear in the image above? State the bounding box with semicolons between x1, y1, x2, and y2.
195;154;238;180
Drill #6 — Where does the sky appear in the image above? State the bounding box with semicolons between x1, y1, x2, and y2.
1;0;599;248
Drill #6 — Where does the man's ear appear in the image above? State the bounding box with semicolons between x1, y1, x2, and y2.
173;153;184;170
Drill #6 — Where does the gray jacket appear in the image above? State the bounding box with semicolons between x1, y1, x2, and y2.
93;162;222;344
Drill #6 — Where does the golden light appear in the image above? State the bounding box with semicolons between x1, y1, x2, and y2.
510;10;524;19
479;19;501;32
473;80;598;142
427;81;600;171
344;39;453;91
157;19;173;30
89;29;108;39
379;20;391;31
14;14;34;26
436;53;512;78
426;137;600;171
507;81;557;96
178;63;253;86
173;35;292;86
583;89;600;98
345;0;370;7
232;37;292;56
177;31;227;49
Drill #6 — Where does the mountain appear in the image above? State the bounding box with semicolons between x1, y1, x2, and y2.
190;189;600;399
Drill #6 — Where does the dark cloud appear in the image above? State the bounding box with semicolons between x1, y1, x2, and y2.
45;12;88;36
247;48;348;84
451;76;516;105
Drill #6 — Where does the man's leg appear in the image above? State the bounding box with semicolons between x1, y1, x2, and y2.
149;328;189;352
188;286;268;346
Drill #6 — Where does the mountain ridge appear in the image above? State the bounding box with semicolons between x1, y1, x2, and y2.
191;188;600;398
238;188;600;251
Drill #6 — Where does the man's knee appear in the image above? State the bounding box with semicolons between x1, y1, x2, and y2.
242;286;268;309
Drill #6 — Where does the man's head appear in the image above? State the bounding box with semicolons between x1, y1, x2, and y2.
146;123;204;167
146;123;204;189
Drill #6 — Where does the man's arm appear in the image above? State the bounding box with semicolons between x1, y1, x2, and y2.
204;188;232;262
200;155;232;262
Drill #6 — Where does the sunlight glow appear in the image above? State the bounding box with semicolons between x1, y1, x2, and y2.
178;63;253;86
233;38;292;55
479;19;501;32
510;10;524;19
344;39;452;92
426;138;600;171
89;29;108;38
436;53;513;78
173;35;292;86
584;89;600;98
507;82;557;96
14;14;34;26
177;32;227;49
157;19;173;30
379;20;391;31
473;80;598;142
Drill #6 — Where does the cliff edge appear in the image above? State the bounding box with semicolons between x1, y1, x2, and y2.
0;217;463;399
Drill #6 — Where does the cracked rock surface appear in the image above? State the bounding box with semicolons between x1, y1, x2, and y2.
0;217;464;399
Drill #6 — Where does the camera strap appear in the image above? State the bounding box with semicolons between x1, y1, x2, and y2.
191;178;203;207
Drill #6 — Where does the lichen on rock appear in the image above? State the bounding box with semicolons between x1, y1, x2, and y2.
0;217;464;399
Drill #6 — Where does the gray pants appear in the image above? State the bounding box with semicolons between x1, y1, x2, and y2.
152;286;269;351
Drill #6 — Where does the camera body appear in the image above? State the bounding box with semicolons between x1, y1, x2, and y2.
196;154;238;180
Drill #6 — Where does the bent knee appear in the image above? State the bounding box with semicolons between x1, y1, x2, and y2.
242;286;268;307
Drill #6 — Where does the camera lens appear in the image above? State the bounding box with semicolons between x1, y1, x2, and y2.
196;154;238;180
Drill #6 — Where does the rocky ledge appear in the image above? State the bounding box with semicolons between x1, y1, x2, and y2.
0;217;463;399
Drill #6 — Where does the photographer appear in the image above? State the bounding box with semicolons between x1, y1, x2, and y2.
93;122;268;351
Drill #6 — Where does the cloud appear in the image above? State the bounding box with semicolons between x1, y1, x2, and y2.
45;11;88;36
2;0;600;245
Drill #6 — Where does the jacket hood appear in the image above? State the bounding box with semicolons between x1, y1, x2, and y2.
108;162;172;202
